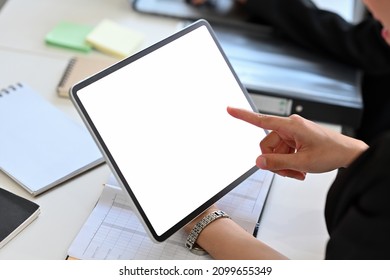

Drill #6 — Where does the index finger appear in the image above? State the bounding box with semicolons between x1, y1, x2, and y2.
227;106;289;131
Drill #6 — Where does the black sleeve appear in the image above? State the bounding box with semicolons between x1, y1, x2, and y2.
243;0;390;75
324;132;390;259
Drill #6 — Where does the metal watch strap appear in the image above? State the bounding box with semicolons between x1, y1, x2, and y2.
185;210;229;253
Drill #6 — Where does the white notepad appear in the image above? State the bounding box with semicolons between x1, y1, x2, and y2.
0;83;104;196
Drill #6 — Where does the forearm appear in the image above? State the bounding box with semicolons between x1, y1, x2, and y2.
194;217;288;259
243;0;390;74
185;206;287;259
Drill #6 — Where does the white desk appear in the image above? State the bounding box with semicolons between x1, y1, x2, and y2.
0;0;343;260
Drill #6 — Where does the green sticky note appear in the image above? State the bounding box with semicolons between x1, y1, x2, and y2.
45;22;94;52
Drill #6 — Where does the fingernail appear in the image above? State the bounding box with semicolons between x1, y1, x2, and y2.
257;156;267;169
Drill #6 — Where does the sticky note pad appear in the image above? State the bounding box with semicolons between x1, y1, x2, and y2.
45;22;93;52
86;19;143;59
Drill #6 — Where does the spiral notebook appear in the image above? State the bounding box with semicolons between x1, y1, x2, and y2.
0;83;104;196
57;56;117;98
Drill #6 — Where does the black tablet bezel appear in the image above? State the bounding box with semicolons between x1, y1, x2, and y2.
71;19;260;242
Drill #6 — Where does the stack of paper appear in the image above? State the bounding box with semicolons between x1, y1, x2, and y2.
67;169;274;260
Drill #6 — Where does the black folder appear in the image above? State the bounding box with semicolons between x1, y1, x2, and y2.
212;23;363;129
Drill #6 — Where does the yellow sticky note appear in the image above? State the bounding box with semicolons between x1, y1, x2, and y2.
86;19;143;59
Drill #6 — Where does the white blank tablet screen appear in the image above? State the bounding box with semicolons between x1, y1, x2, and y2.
72;21;266;241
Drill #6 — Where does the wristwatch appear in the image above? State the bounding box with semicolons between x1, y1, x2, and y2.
185;210;229;255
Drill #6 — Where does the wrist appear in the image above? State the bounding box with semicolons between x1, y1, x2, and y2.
185;208;229;254
342;138;369;168
184;205;219;234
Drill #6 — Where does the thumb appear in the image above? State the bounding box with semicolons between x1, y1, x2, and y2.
257;153;305;173
257;154;307;180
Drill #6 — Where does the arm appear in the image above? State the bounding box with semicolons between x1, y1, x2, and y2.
184;206;288;259
325;132;390;259
189;0;390;74
242;0;390;75
227;107;368;180
184;108;368;259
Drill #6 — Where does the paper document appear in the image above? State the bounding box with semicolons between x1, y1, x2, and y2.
68;169;273;260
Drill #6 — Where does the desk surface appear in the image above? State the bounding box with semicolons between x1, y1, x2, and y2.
0;0;361;56
0;0;344;260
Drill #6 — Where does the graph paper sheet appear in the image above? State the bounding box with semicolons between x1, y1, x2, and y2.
67;169;273;260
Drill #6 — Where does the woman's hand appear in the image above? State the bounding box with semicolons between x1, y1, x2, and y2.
227;107;368;180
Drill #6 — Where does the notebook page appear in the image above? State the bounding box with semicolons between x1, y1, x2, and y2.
0;83;103;195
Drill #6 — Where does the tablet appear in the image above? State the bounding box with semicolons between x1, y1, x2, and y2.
70;20;267;242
